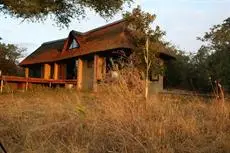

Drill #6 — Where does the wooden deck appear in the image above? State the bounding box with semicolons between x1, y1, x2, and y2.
0;75;77;93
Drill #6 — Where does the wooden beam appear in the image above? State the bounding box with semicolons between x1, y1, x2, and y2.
25;67;29;91
25;67;29;78
0;79;3;93
77;58;83;90
53;63;59;80
96;56;106;80
44;64;51;79
103;57;106;79
93;54;98;92
25;81;28;91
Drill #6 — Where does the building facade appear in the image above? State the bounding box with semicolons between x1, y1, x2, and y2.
19;19;175;92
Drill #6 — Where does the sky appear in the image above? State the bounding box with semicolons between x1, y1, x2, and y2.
0;0;230;57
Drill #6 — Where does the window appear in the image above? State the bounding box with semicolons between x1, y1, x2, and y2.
69;39;79;49
150;71;159;81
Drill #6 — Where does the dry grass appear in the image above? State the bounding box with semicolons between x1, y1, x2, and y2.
1;81;230;153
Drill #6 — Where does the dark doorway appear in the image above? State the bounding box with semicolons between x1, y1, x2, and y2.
29;64;42;78
66;59;76;79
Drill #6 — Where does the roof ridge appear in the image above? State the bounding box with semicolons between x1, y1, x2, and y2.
83;19;126;35
42;38;66;46
40;19;126;46
71;30;83;35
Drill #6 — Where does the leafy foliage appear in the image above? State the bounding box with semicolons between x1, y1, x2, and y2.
164;48;192;89
0;42;25;75
166;17;230;92
0;0;132;27
123;6;167;76
199;18;230;91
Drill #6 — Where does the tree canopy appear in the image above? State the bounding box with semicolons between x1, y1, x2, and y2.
0;0;132;27
165;17;230;92
123;6;167;76
200;17;230;91
0;42;25;75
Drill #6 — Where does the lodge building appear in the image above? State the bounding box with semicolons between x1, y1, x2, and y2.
0;19;175;92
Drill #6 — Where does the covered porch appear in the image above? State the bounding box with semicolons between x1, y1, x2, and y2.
0;49;129;93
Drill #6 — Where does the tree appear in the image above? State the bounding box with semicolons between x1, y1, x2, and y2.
198;17;230;92
0;42;25;75
165;17;230;93
123;6;167;72
164;47;193;90
0;0;132;27
123;6;167;98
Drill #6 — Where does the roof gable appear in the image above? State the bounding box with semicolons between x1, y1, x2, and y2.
20;19;132;66
61;30;80;54
20;19;176;66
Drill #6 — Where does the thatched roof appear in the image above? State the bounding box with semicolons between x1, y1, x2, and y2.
20;19;175;66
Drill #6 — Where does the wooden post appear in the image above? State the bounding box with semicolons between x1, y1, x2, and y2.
96;56;106;81
53;63;59;80
25;81;28;91
103;57;106;79
0;79;3;93
0;70;2;93
77;58;83;90
25;67;29;78
25;67;29;91
44;63;51;79
93;54;98;92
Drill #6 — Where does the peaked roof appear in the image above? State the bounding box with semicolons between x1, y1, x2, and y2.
20;19;175;66
20;19;133;66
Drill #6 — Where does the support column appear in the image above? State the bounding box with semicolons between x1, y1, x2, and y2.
25;67;29;91
0;79;3;93
0;70;2;93
77;58;83;90
44;63;51;79
96;56;106;80
25;67;29;78
93;54;98;92
160;59;164;90
53;63;59;80
103;57;106;79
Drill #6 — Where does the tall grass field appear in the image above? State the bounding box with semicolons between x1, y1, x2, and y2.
1;82;230;153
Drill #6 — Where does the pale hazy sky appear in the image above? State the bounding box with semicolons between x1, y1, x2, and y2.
0;0;230;57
